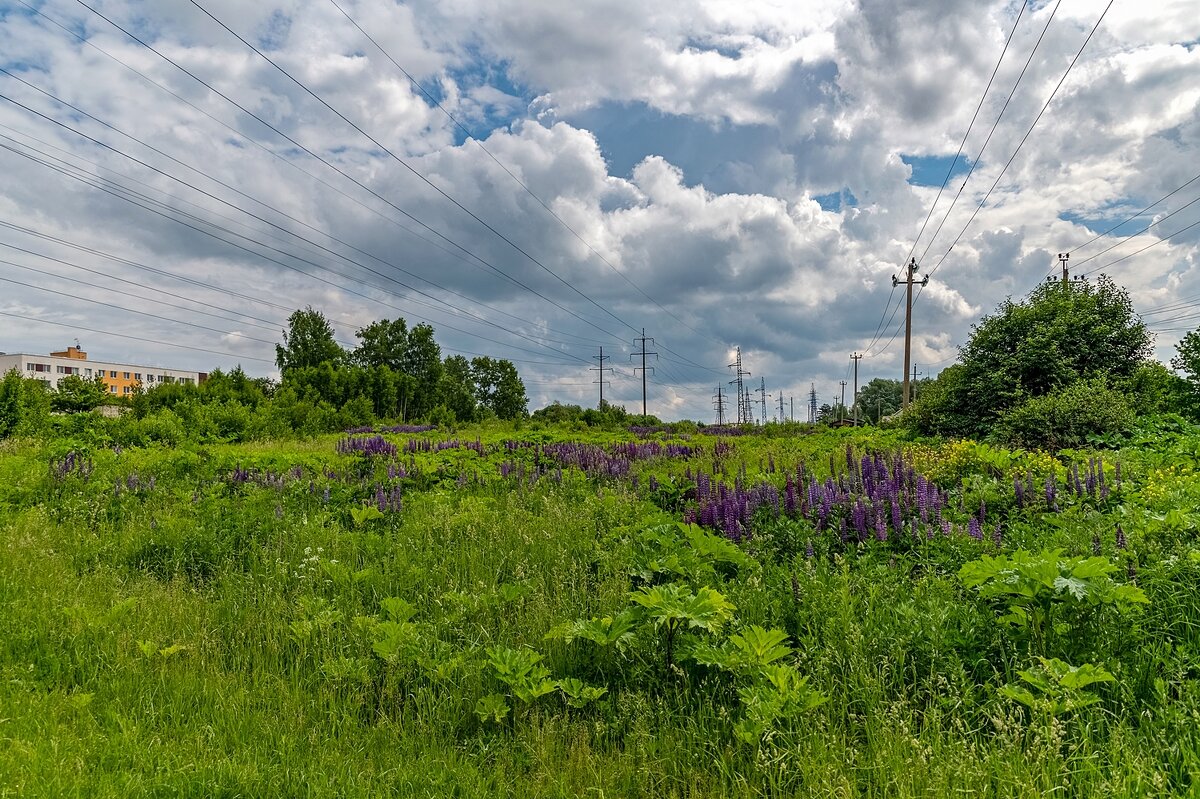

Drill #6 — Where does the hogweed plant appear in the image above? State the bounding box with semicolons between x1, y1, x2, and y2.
959;549;1148;657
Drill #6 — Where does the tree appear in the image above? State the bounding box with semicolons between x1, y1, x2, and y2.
352;318;408;370
400;323;442;420
472;357;527;419
276;306;343;375
856;378;902;424
918;276;1152;438
438;355;478;423
0;369;22;436
51;374;109;413
1172;329;1200;388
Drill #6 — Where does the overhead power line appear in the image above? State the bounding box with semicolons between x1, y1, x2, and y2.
15;0;607;348
0;309;275;363
184;0;642;339
324;0;725;350
864;0;1030;355
922;0;1115;285
0;73;599;359
914;0;1061;271
0;141;585;364
69;0;628;343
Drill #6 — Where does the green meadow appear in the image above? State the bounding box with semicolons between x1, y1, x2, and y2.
2;421;1199;797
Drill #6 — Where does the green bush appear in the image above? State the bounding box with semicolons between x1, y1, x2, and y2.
996;378;1135;449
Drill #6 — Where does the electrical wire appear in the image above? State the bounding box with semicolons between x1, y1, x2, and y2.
0;309;276;363
0;78;600;360
70;0;628;343
325;0;727;349
185;0;643;339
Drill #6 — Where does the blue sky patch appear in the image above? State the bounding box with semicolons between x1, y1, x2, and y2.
683;37;743;60
1059;208;1149;238
814;189;858;212
564;100;779;194
442;51;534;143
901;153;972;188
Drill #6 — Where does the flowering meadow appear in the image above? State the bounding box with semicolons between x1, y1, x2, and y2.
2;418;1200;796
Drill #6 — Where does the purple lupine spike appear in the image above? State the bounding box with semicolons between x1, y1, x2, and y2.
1014;477;1024;510
875;508;887;542
1045;476;1057;508
968;517;983;541
1092;532;1102;556
992;522;1002;548
1116;523;1127;550
941;519;952;536
979;499;986;525
805;540;814;559
891;499;903;536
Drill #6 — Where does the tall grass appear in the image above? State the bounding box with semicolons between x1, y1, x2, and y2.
0;425;1197;796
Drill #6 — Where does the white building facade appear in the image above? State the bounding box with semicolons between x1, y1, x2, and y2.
0;346;206;398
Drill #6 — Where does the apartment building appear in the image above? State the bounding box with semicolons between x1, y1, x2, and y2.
0;346;207;398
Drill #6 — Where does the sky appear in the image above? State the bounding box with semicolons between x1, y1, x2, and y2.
0;0;1197;421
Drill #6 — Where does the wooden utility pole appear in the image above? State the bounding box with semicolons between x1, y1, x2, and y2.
590;346;613;408
893;257;928;409
631;329;657;418
851;352;862;426
910;366;922;404
839;380;847;422
1059;252;1070;284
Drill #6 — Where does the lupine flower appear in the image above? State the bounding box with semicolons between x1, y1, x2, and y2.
1014;478;1024;510
805;540;814;560
1092;532;1102;556
1116;523;1127;550
968;517;983;541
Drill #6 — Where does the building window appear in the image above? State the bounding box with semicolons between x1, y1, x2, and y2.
122;372;130;379
26;363;33;371
109;370;118;378
110;386;117;393
123;386;131;394
134;373;142;381
147;375;155;383
85;368;92;377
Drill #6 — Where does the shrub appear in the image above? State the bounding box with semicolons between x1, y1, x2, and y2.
996;378;1135;450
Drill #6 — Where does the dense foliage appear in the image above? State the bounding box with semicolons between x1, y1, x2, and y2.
909;277;1170;446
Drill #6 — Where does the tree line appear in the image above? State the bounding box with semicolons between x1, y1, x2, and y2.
0;307;528;443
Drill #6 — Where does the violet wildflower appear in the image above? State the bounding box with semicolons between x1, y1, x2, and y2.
968;517;983;541
1116;523;1127;550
